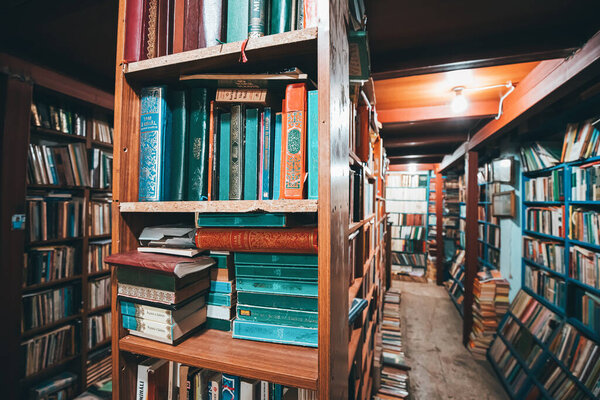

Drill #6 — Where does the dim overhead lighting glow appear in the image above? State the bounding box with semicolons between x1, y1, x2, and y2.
451;87;468;114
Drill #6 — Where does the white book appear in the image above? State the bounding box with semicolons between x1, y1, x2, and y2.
260;381;269;400
241;379;259;400
136;359;154;400
207;304;233;320
137;247;202;257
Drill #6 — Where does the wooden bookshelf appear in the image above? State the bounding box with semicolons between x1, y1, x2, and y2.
0;54;114;398
119;199;317;213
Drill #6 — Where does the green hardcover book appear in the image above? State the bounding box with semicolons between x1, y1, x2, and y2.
248;0;267;38
307;90;318;200
348;30;370;81
227;0;249;42
168;90;188;200
218;113;231;200
116;266;209;292
197;213;306;227
229;104;244;200
237;304;318;328
236;277;318;296
207;292;236;307
206;317;232;331
237;291;318;311
234;252;318;266
187;88;210;201
235;265;318;281
243;108;259;200
270;0;292;34
210;252;233;269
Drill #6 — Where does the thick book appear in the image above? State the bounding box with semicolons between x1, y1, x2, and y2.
139;86;171;201
118;279;209;305
222;374;241;400
188;88;211;201
243;108;259;200
307;90;318;199
196;213;312;227
141;0;159;60
106;251;215;278
261;108;274;200
235;264;317;281
234;252;318;266
183;0;199;51
124;307;207;344
124;0;144;62
232;319;318;347
194;227;318;253
229;104;245;200
237;291;318;312
248;0;267;38
356;103;370;162
207;304;236;320
211;251;233;268
168;90;188;200
206;317;232;331
207;292;236;307
199;0;226;48
219;113;231;200
269;0;292;34
272;113;283;199
280;83;307;199
237;304;318;328
120;294;206;324
226;0;249;42
236;277;317;296
210;280;235;293
172;0;185;53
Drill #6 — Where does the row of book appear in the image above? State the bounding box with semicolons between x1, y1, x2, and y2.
89;277;111;310
391;226;425;240
486;224;500;247
86;346;112;388
90;148;113;189
89;198;111;236
581;292;600;334
29;372;78;400
390;239;426;254
88;311;111;349
27;194;83;242
520;142;561;172
28;143;91;187
91;118;113;144
387;173;428;188
385;187;427;201
88;239;111;274
571;162;600;201
138;83;318;202
525;206;565;237
523;236;565;274
387;213;426;227
485;247;500;268
571;245;600;289
525;265;566;308
524;170;564;202
125;0;317;62
387;201;427;214
22;324;76;377
571;207;600;244
390;251;426;267
31;102;87;136
23;245;78;286
22;285;77;331
561;119;600;163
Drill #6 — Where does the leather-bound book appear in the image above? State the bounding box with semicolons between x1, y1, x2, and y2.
199;0;226;48
183;0;199;51
280;83;307;199
187;88;211;201
194;227;318;253
124;0;144;62
229;104;244;200
168;90;188;201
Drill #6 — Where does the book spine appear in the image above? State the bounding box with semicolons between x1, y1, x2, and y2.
210;281;234;293
229;104;244;200
260;381;269;400
236;277;318;296
280;83;307;199
187;88;211;201
207;292;234;307
168;90;188;201
272;113;282;200
222;374;240;400
207;101;216;200
123;314;176;339
172;0;185;53
120;301;174;324
142;0;159;59
258;112;264;199
356;104;369;162
232;320;318;347
137;364;150;400
194;227;318;253
219;113;231;200
235;265;318;281
234;252;318;267
207;304;234;320
124;0;144;62
209;380;220;400
307;90;318;200
183;0;200;51
261;108;273;199
237;304;318;327
303;0;317;28
269;0;292;34
226;0;249;42
243;108;259;200
247;0;266;38
139;86;169;201
199;0;226;47
118;283;175;304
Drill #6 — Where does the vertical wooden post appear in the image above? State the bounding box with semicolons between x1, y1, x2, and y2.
463;151;478;345
434;168;444;285
317;0;350;398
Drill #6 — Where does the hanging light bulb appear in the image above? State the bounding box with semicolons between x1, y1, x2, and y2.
451;86;468;114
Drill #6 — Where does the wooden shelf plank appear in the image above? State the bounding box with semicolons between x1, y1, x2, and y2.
124;28;317;82
22;275;82;294
348;327;362;371
30;126;87;142
119;330;318;389
348;278;363;305
119;199;317;213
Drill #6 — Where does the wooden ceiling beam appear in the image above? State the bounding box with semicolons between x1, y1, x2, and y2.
383;134;467;147
378;100;498;124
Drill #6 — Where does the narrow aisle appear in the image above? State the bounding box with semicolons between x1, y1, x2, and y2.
397;281;507;400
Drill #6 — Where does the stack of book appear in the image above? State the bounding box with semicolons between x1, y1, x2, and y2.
520;142;561;172
27;143;90;186
106;251;214;344
207;251;236;331
30;372;78;400
233;252;318;347
468;270;510;359
86;346;112;387
23;245;77;286
561;119;600;162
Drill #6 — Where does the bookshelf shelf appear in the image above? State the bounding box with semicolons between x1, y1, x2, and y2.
522;258;566;279
88;234;111;240
522;230;564;241
30;126;87;142
90;140;113;149
124;28;318;83
19;354;81;386
348;277;363;305
89;338;112;353
21;314;82;340
523;200;563;206
522;287;565;315
569;200;600;206
21;275;82;293
569;238;600;252
119;330;318;389
87;269;110;279
119;199;318;213
88;304;111;315
348;327;362;371
26;237;83;247
27;184;87;190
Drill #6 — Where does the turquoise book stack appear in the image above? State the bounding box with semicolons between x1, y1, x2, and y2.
206;251;236;331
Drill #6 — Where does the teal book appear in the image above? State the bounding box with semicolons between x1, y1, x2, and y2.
272;113;282;199
232;319;317;347
168;90;188;200
139;86;171;201
269;0;292;34
243;108;259;200
227;0;249;42
218;113;231;200
206;317;232;331
187;88;211;201
197;213;304;227
236;277;318;296
234;252;318;266
222;374;240;400
261;108;274;199
237;304;318;328
210;280;235;293
307;90;318;200
348;30;371;81
210;252;232;269
235;265;318;281
237;291;317;312
248;0;267;38
229;104;244;200
208;292;235;307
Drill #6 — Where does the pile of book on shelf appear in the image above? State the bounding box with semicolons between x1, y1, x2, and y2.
88;239;111;274
138;81;318;202
468;269;509;359
206;251;236;331
27;143;91;186
22;324;77;377
31;101;87;135
136;359;316;400
30;371;78;400
23;245;78;286
26;193;83;241
373;289;410;399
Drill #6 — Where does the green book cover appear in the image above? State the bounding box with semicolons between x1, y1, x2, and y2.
243;108;259;200
237;304;318;328
208;292;235;307
348;30;370;81
237;291;318;312
187;88;210;201
272;113;282;199
206;317;232;331
236;277;318;296
235;264;318;281
168;90;188;200
197;213;298;227
218;113;231;200
307;90;318;200
227;0;249;42
234;252;318;266
211;253;232;269
248;0;267;38
229;104;244;200
270;0;292;34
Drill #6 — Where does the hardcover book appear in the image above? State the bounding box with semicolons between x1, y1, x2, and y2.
168;90;188;200
207;292;236;307
234;252;318;266
236;277;318;296
243;108;259;200
118;279;209;305
188;88;211;201
232;319;318;347
237;291;318;312
261;108;274;199
106;251;214;278
235;264;318;281
307;90;318;199
199;0;226;48
270;0;292;34
123;307;207;344
272;113;283;199
248;0;266;38
229;104;245;200
219;113;231;200
196;213;312;228
237;304;318;327
120;294;206;324
194;227;318;253
210;280;235;293
222;374;241;400
280;83;307;199
226;0;249;42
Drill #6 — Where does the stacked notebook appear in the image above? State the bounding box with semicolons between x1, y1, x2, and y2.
106;251;214;344
206;251;236;331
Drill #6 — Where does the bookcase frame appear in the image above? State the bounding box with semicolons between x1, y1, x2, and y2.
110;1;386;399
0;53;114;399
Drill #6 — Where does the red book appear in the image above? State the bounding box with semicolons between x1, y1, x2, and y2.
303;0;317;28
194;227;318;253
183;0;199;51
172;0;185;53
280;83;307;199
105;251;214;278
124;0;144;62
356;103;370;162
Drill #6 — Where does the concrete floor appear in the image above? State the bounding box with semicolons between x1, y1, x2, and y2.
397;281;508;400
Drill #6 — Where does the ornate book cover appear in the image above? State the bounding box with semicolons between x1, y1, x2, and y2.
280;83;307;199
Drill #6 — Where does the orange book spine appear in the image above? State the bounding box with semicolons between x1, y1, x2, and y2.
280;83;307;199
356;104;370;162
194;227;318;253
207;101;215;200
173;0;185;53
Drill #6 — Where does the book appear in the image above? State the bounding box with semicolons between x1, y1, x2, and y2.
215;88;269;104
208;372;222;400
196;213;314;227
121;294;206;324
244;108;259;200
107;251;214;278
307;90;318;200
272;113;283;199
280;83;307;199
229;104;245;200
226;0;249;42
118;279;209;305
236;277;317;296
138;224;197;249
240;379;260;400
137;247;202;257
206;317;233;331
124;0;144;62
22;325;76;377
22;286;76;330
235;264;318;281
237;291;317;312
269;0;292;34
199;0;226;48
31;372;78;400
188;88;211;201
194;227;318;253
207;101;217;200
234;252;318;266
210;280;235;293
348;298;368;325
207;304;236;320
237;304;317;327
168;90;188;200
232;319;317;347
139;86;171;201
222;374;240;400
219;112;231;200
123;307;207;344
207;292;236;307
248;0;267;38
